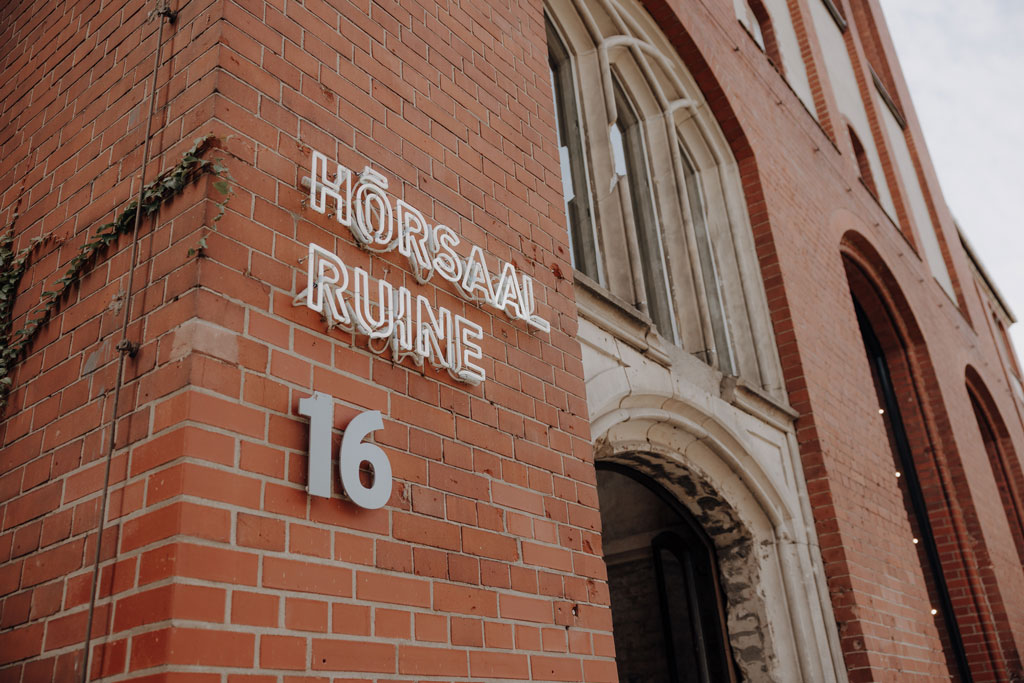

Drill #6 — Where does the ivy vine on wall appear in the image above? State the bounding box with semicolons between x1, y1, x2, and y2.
0;135;231;413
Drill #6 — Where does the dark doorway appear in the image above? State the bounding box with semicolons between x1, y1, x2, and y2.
597;464;737;683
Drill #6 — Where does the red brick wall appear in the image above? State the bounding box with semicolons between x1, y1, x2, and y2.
649;0;1024;679
0;0;226;678
1;0;614;681
3;0;1024;682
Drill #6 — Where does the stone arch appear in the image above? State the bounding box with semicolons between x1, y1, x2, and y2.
556;1;847;678
591;394;789;530
590;385;809;682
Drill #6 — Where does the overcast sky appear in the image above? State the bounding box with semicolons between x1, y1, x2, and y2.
878;0;1024;356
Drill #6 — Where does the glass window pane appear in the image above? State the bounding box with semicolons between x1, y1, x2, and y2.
610;122;628;178
547;21;601;282
680;146;733;373
550;64;576;204
655;544;704;683
613;84;678;342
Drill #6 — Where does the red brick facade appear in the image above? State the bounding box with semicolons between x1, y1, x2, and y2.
1;1;1022;682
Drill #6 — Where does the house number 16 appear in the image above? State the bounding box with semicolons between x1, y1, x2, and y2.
298;392;392;509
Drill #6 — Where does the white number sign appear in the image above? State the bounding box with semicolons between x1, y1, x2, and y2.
298;392;392;509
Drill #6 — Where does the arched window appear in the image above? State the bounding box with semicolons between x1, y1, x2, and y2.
597;464;738;683
743;0;783;69
842;235;1021;680
966;372;1024;566
846;258;971;681
852;298;971;681
545;0;785;393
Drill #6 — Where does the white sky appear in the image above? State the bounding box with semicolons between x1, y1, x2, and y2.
878;0;1024;357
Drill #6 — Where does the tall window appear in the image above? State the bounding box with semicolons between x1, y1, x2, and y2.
544;0;787;395
610;82;678;342
967;383;1024;565
854;300;971;682
548;20;601;281
679;146;733;373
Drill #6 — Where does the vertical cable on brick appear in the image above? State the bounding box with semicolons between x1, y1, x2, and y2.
79;4;176;681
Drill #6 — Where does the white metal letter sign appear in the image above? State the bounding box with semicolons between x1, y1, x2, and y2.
298;392;392;510
293;149;551;386
292;149;555;506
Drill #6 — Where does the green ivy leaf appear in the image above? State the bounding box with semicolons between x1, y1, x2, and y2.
0;134;230;411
